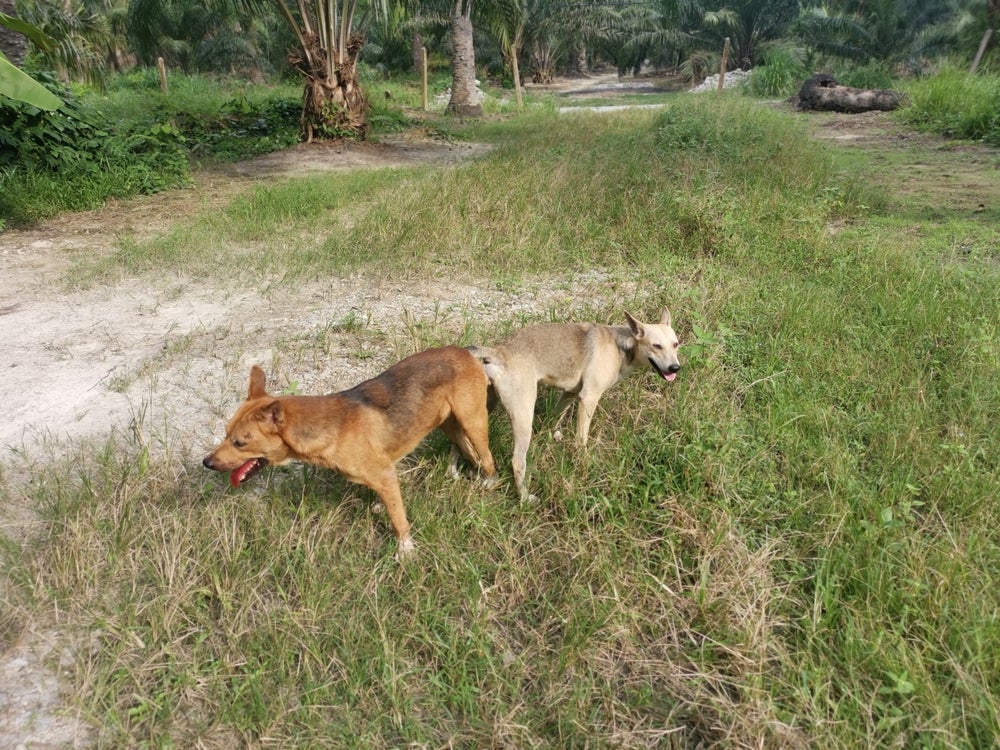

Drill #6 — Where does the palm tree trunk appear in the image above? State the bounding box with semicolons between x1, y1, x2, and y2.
289;30;369;141
446;0;482;117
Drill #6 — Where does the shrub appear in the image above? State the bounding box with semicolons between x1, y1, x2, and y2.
899;67;1000;145
0;75;190;225
838;61;895;90
748;47;807;97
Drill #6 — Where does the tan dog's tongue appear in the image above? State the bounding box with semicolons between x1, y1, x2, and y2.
230;460;258;488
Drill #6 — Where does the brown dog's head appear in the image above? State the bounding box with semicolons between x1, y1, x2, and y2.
202;366;292;487
626;308;682;382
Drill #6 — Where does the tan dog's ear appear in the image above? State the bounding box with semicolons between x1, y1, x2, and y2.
248;366;268;400
253;400;283;430
659;308;672;327
624;311;644;339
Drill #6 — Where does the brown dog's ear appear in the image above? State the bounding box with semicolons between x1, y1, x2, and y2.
248;366;268;400
252;400;283;429
659;308;672;327
624;311;644;339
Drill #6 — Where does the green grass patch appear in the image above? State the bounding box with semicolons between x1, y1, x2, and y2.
899;66;1000;145
81;96;876;285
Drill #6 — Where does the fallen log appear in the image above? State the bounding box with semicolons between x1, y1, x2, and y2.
795;73;904;113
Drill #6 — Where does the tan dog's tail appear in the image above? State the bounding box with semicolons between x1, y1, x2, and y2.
467;345;504;411
467;345;504;376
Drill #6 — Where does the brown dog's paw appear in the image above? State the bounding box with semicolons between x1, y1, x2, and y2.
395;537;417;561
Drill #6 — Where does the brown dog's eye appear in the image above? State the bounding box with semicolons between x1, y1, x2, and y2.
233;439;247;448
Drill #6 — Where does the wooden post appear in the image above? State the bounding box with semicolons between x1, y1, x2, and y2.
971;29;994;73
157;57;168;94
716;38;730;94
511;48;523;113
421;47;428;111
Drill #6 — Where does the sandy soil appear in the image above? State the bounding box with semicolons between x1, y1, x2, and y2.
1;76;997;747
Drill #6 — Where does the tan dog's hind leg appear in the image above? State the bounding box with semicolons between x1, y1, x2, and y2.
503;378;538;502
365;467;414;557
550;392;577;442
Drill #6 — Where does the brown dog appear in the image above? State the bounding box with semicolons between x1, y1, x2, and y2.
203;346;498;556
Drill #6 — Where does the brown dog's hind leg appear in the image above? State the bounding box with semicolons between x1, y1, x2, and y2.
365;467;414;557
440;415;498;488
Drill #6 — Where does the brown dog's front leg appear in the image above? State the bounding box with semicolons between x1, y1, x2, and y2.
368;468;414;556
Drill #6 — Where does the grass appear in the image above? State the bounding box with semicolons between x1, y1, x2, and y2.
2;91;999;747
899;64;1000;145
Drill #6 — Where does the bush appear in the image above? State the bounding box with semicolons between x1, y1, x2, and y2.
748;47;807;97
899;67;1000;145
0;74;190;225
838;62;895;90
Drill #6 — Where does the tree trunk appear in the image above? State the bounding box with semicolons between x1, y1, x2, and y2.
411;32;423;73
446;0;482;118
0;0;28;67
795;74;903;113
289;31;370;141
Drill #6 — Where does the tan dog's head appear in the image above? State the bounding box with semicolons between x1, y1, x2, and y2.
202;366;293;487
625;308;682;382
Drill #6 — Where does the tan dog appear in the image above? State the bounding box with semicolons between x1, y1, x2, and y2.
203;346;498;556
469;309;681;501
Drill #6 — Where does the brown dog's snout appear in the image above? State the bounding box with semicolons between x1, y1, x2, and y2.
203;455;217;470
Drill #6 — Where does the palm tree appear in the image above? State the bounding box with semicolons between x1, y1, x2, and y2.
21;0;113;84
795;0;958;66
446;0;480;116
624;0;798;75
484;0;525;108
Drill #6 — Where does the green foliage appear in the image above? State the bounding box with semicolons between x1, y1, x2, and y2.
838;61;896;90
748;46;808;97
98;71;302;161
0;72;307;226
0;74;189;224
898;66;1000;145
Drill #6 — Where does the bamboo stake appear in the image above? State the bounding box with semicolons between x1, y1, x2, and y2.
157;57;167;93
512;48;523;113
421;47;428;111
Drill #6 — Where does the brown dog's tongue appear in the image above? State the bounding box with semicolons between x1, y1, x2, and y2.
230;460;257;488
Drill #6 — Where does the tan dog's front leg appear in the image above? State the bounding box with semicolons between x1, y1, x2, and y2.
575;393;601;447
367;468;414;557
